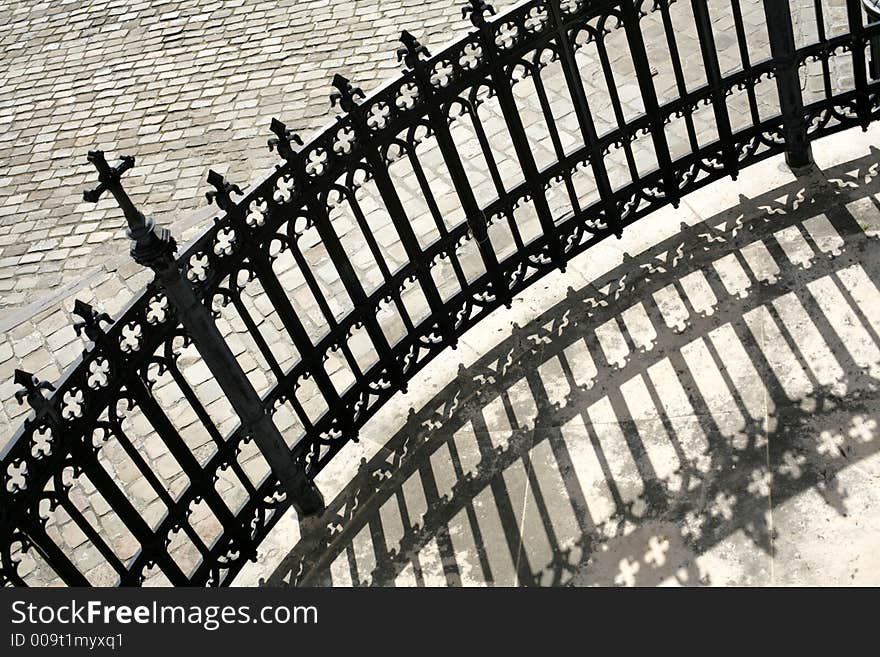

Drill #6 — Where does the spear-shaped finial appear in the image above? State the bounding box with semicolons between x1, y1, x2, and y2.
397;30;431;69
205;170;244;212
72;299;113;350
330;74;365;113
13;370;55;415
461;0;495;27
268;118;304;164
83;150;176;271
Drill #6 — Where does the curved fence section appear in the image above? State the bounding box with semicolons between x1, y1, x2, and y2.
2;0;880;586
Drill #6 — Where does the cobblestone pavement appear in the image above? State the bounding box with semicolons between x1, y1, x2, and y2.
0;1;859;584
0;0;466;313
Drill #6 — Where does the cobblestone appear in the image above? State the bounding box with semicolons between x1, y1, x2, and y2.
0;0;469;314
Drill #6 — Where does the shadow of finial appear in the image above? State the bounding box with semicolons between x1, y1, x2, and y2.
72;299;112;349
205;170;244;212
461;0;495;27
268;118;304;165
330;74;365;113
397;30;431;69
14;370;55;414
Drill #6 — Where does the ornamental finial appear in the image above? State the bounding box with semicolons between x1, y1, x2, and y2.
83;150;176;271
397;30;431;69
205;170;244;212
13;370;55;414
461;0;495;27
268;118;304;164
72;299;113;349
83;150;135;205
330;74;365;113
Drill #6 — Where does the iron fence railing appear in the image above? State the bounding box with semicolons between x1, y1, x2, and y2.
3;0;880;587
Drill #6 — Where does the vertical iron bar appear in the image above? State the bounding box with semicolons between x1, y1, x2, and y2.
400;39;512;307
847;0;871;126
401;146;472;290
691;0;741;176
461;101;510;199
251;258;343;408
101;416;215;559
810;0;835;99
22;518;91;586
276;233;365;376
654;1;701;150
302;191;403;389
59;500;130;578
125;376;249;546
77;451;190;584
358;146;457;347
227;289;286;381
762;0;814;167
729;0;762;125
862;0;880;80
526;62;583;217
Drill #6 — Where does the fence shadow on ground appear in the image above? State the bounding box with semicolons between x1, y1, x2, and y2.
264;148;880;586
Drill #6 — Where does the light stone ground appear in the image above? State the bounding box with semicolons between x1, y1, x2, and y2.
0;0;468;314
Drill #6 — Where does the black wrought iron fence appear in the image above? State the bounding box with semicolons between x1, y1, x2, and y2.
3;0;880;587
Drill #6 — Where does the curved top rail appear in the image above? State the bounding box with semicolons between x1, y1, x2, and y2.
3;0;880;587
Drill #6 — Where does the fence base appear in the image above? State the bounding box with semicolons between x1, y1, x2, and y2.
785;144;814;170
295;480;326;517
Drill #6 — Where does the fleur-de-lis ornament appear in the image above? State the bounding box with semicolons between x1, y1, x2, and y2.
205;170;244;212
268;118;304;164
330;74;365;113
14;370;55;415
397;30;431;69
461;0;495;27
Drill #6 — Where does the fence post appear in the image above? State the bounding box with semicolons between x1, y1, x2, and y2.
82;150;325;517
863;0;880;80
691;0;740;177
762;0;813;168
848;0;871;128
